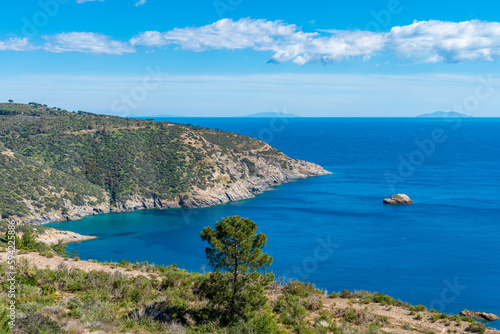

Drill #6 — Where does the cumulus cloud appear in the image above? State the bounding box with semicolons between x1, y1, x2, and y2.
130;18;384;64
131;18;500;64
43;32;135;55
0;37;38;51
2;18;500;64
387;20;500;63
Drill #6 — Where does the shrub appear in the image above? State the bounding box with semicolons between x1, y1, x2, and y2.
40;251;55;258
273;294;306;327
340;290;354;299
408;304;427;312
284;280;321;298
340;308;365;325
467;323;486;333
230;309;284;334
305;294;323;311
329;291;339;298
0;306;11;333
19;228;37;251
13;313;63;334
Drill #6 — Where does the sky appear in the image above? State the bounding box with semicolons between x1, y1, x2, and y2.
1;0;500;117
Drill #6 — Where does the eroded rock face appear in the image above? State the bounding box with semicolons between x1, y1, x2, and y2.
18;157;330;225
460;310;499;321
383;194;414;205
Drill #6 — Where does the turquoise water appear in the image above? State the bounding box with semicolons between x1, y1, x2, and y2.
49;118;500;327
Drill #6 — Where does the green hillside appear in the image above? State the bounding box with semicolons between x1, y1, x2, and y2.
0;103;326;222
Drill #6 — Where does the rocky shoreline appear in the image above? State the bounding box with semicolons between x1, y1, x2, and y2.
20;158;330;225
35;228;97;245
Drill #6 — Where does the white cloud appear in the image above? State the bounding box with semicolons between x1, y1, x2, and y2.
0;37;38;51
43;32;135;55
131;18;500;64
76;0;104;3
388;20;500;63
135;0;146;7
2;18;500;64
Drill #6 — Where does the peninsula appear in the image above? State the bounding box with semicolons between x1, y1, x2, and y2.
0;103;329;225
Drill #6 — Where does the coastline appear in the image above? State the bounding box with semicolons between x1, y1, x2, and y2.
35;228;97;245
18;159;331;226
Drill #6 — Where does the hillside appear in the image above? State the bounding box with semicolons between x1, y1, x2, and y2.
0;103;329;224
1;250;498;334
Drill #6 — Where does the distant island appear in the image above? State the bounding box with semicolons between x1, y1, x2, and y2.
417;111;472;118
242;112;299;117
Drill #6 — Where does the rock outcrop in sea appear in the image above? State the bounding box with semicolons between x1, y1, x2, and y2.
383;194;414;205
460;310;499;321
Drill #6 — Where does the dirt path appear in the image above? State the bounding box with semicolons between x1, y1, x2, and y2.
0;252;153;279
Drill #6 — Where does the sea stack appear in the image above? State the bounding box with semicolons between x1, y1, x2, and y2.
460;310;499;321
383;194;414;205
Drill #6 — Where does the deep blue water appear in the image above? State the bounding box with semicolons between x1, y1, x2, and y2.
49;118;500;327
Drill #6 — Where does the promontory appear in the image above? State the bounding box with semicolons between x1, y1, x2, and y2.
0;103;330;224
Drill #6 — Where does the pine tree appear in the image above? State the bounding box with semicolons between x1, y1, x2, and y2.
200;216;273;324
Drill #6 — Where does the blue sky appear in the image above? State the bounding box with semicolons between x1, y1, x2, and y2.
1;0;500;116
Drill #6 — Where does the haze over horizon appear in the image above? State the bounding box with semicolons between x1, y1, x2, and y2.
1;0;500;117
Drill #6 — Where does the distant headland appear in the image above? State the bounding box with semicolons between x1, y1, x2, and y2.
242;112;299;117
417;111;472;118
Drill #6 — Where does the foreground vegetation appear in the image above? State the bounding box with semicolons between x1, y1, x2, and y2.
1;217;497;334
0;257;494;334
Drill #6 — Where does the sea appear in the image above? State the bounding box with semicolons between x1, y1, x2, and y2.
48;117;500;327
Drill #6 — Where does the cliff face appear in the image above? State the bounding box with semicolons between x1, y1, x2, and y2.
22;156;328;225
0;103;330;224
24;153;329;225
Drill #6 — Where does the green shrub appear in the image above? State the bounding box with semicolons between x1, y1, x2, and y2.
466;323;486;333
340;290;354;299
305;294;323;311
284;280;322;298
329;291;339;298
408;304;427;312
0;306;12;333
273;294;307;328
340;308;365;325
229;309;285;334
13;313;63;334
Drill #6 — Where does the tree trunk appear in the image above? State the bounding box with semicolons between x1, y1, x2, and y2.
231;238;238;318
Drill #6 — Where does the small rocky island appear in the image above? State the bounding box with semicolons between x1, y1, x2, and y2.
461;310;500;322
383;194;414;205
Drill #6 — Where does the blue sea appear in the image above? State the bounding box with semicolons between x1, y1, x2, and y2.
49;117;500;327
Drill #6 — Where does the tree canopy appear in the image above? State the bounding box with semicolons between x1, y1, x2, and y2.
200;216;274;324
